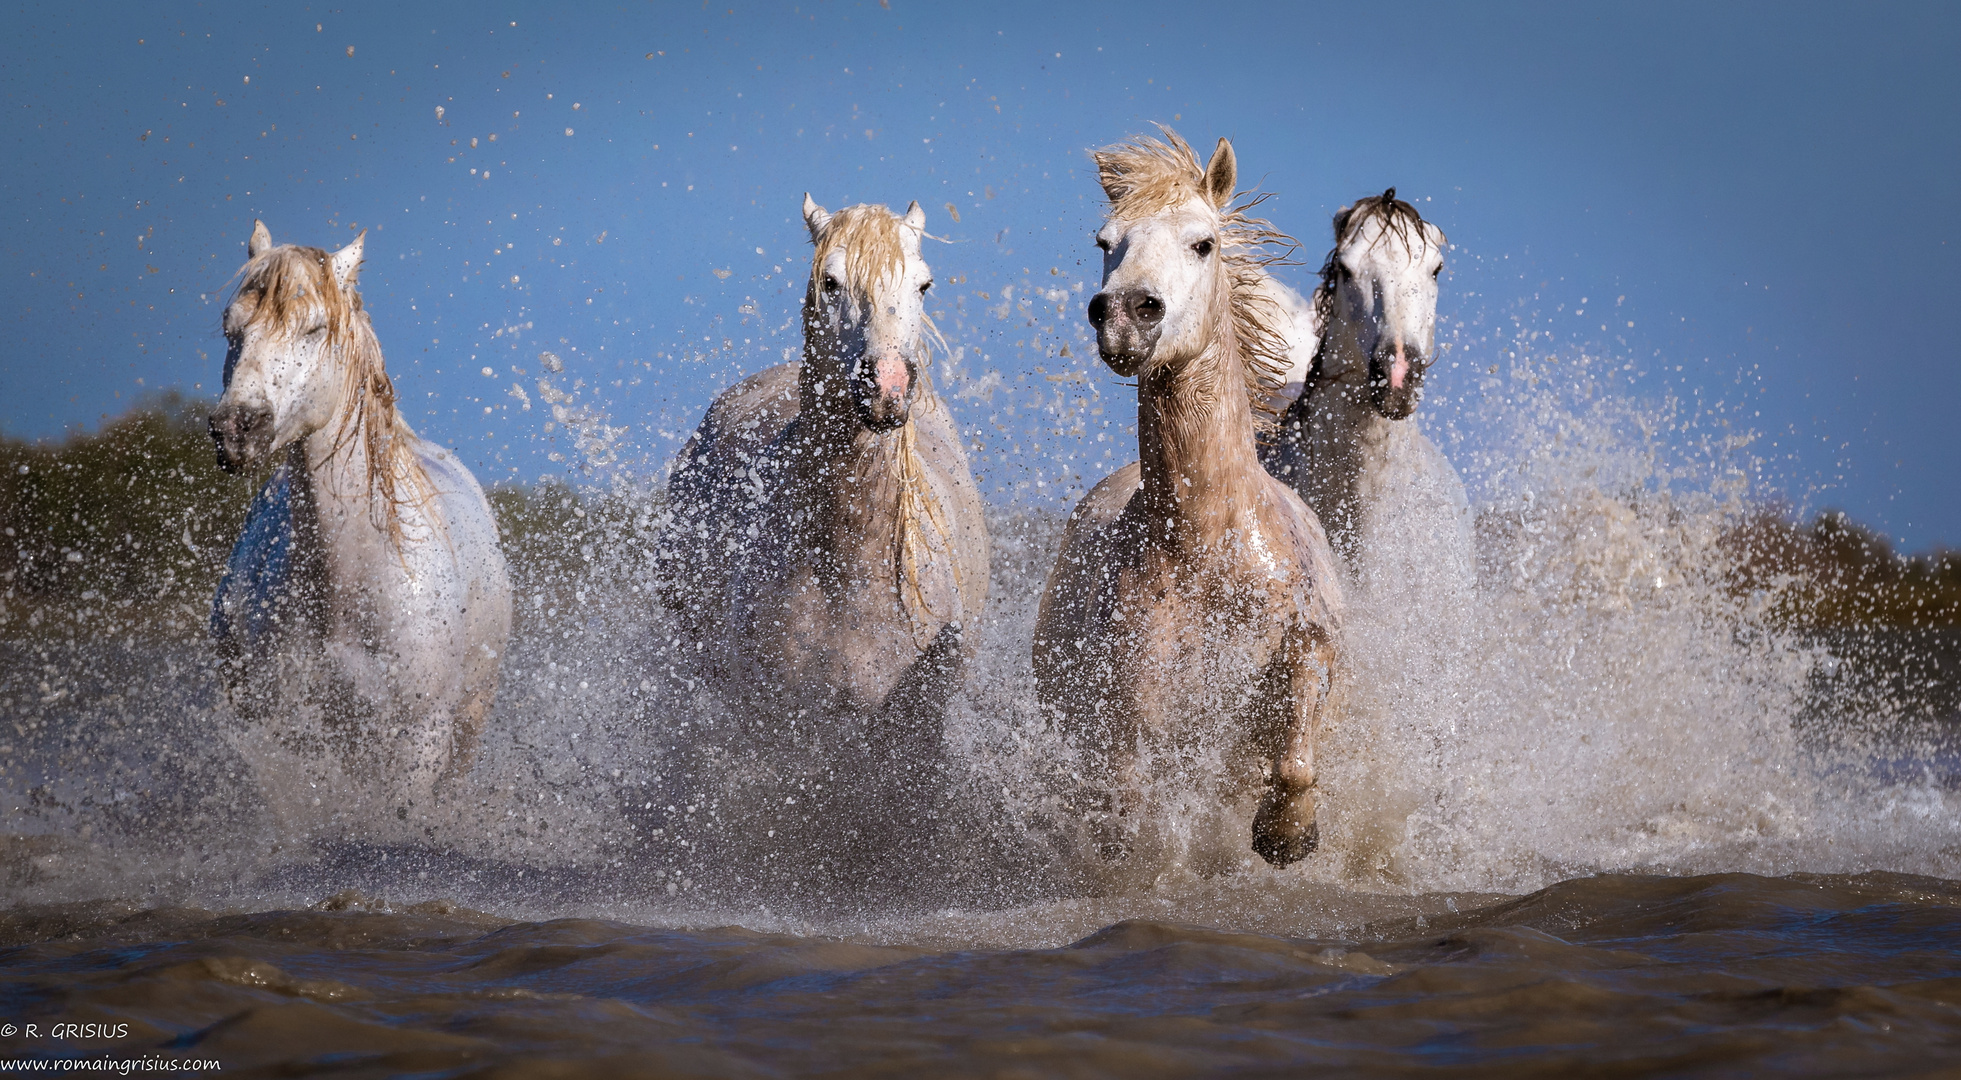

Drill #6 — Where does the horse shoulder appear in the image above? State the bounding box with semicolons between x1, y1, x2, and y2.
1260;471;1346;630
655;363;801;614
1394;421;1473;525
680;363;802;479
1034;462;1142;675
904;390;991;620
410;438;514;641
1353;420;1477;601
411;440;499;543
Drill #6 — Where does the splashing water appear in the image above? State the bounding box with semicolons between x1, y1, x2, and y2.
1;337;1955;940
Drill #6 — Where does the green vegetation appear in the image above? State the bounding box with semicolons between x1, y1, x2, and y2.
0;393;255;639
2;399;1953;643
1724;510;1961;629
0;397;650;642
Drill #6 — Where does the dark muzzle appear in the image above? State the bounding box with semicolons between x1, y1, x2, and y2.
209;402;274;473
1087;288;1163;373
1367;343;1426;420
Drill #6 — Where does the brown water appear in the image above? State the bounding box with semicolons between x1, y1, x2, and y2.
7;871;1961;1077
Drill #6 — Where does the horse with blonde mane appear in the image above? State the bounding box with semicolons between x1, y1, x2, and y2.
653;196;988;864
208;221;512;819
1034;129;1345;870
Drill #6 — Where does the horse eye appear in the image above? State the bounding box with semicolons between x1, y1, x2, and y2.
1432;265;1442;279
1094;237;1111;253
1192;239;1214;258
920;279;933;295
822;275;840;293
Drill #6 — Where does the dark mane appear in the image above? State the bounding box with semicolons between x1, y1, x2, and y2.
1306;188;1439;387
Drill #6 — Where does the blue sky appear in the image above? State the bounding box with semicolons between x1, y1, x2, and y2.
5;2;1957;548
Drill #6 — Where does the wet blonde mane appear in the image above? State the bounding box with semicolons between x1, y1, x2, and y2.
807;204;905;299
1093;127;1295;425
803;203;945;362
231;245;429;547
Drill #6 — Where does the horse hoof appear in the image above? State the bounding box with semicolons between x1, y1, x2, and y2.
1252;819;1318;866
1252;791;1319;866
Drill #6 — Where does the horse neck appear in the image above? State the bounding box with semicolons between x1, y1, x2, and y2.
794;353;862;447
789;326;912;544
1137;329;1267;552
297;349;411;559
1317;307;1371;389
1289;371;1409;562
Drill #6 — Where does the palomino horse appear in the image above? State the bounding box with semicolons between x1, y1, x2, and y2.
208;221;512;814
653;197;989;823
1262;190;1474;584
1034;130;1345;868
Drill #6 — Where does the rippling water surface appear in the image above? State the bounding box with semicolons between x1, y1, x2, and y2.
9;872;1961;1077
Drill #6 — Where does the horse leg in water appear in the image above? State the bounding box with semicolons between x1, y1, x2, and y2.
1252;623;1336;864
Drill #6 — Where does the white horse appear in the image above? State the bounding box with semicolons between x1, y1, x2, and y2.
1262;189;1475;600
208;221;512;816
653;197;989;837
1034;130;1345;871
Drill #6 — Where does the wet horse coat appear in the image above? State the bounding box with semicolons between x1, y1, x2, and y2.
1035;130;1345;868
209;222;511;810
655;198;989;751
1263;190;1475;589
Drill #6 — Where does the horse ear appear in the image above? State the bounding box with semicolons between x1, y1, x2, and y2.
1202;138;1237;209
802;193;830;240
248;220;272;258
904;200;926;232
1332;204;1355;241
330;230;365;289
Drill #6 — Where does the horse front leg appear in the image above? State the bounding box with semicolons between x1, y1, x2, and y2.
1252;624;1335;865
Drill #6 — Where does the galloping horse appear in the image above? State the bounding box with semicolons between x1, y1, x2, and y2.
654;196;989;769
208;221;511;812
1034;130;1345;868
1262;191;1476;602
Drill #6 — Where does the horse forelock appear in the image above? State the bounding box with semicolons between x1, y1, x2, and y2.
804;203;942;367
231;245;360;340
807;204;910;307
230;244;429;549
1095;126;1296;427
1308;192;1443;378
1325;192;1440;274
1094;125;1227;221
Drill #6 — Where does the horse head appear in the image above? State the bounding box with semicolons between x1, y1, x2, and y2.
800;196;936;432
1087;132;1240;379
210;220;371;472
1316;190;1446;420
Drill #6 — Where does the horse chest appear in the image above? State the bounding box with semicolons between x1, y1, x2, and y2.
737;529;938;709
1106;553;1290;680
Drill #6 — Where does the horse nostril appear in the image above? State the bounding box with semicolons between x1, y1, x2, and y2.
1129;292;1164;324
1086;293;1109;327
